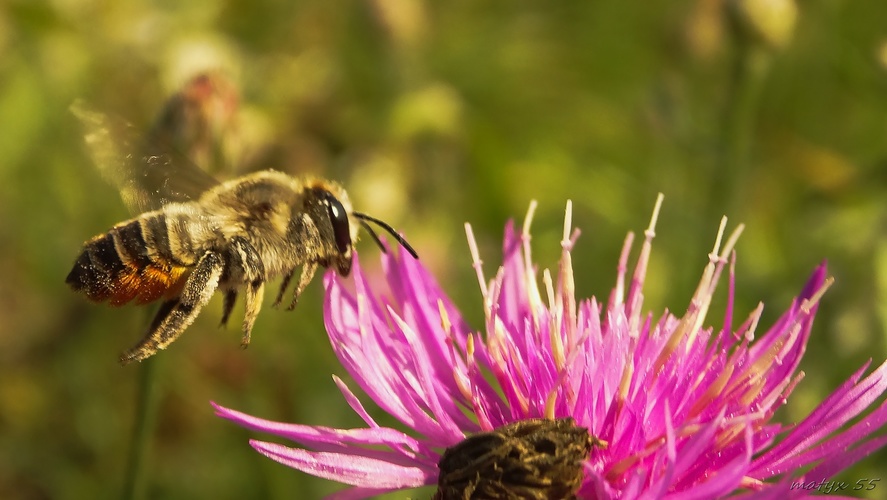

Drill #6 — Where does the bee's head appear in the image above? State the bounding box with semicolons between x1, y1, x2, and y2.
309;181;418;277
309;184;359;276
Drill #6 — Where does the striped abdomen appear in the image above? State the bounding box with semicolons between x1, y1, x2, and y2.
66;213;192;306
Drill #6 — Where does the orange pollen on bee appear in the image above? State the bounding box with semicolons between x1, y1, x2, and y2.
107;263;188;306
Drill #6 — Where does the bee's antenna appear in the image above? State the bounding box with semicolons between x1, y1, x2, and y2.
353;212;419;259
358;219;387;254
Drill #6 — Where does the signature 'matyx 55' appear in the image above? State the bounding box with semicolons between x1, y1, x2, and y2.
67;100;416;365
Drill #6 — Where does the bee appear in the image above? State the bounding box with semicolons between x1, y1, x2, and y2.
67;98;417;365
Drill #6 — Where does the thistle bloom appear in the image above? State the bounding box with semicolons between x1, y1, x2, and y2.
214;197;887;498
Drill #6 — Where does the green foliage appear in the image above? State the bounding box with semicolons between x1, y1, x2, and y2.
1;0;885;498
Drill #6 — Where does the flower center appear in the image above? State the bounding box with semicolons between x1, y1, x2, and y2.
436;418;603;499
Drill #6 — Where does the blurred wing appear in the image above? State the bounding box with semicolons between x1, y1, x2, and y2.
70;99;220;214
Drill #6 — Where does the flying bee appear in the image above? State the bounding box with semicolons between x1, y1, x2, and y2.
67;97;417;365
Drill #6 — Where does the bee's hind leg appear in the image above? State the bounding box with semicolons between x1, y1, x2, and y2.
119;251;224;365
148;299;179;332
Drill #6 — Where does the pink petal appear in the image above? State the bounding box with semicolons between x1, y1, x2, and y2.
212;402;435;468
250;440;433;489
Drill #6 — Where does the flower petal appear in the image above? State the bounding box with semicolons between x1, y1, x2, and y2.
212;402;436;468
250;440;433;489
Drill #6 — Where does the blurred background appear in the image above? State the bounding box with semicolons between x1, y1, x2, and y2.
2;0;886;498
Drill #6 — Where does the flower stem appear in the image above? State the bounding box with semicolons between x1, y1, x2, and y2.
711;37;771;216
121;352;160;500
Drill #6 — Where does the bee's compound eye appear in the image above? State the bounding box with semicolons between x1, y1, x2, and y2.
322;193;352;254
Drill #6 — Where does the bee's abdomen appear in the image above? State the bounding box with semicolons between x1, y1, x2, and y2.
66;214;189;306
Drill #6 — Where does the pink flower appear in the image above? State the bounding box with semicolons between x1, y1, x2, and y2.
214;197;887;499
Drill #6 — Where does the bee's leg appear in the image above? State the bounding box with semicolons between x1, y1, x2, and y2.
219;289;237;327
227;237;266;348
273;270;294;308
241;280;265;348
287;261;318;311
147;298;179;333
119;251;223;365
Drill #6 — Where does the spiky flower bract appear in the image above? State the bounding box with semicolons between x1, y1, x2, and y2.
215;197;887;499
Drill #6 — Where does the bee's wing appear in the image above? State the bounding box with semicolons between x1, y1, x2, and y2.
70;99;220;213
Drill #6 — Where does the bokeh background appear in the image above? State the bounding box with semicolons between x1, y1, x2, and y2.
2;0;886;498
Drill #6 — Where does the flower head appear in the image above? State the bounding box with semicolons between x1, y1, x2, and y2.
215;197;887;498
